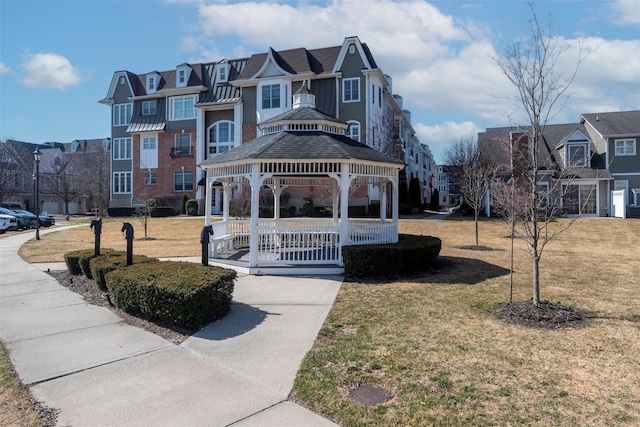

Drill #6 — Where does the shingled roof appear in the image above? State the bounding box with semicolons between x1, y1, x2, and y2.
199;129;404;166
581;110;640;136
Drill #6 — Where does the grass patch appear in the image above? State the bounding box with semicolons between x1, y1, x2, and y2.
293;218;640;426
0;343;42;426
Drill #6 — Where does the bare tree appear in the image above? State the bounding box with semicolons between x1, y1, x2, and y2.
0;139;31;205
73;142;110;216
494;3;591;306
444;135;495;247
48;154;77;215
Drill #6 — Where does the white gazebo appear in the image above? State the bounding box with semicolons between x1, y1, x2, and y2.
199;84;405;275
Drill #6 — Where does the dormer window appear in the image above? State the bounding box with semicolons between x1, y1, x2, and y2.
146;73;159;94
176;64;191;88
566;144;588;167
218;64;230;83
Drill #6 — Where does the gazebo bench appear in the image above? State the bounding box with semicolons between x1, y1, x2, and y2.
211;234;234;258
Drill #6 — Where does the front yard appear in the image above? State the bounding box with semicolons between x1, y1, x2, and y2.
293;218;640;426
6;216;640;426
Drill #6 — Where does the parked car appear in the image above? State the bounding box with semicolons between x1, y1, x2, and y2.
12;209;55;227
0;214;19;233
0;207;35;230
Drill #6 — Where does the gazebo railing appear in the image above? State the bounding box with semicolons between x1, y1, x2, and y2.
209;218;397;265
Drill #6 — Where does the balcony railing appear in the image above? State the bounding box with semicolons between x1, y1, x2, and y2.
170;146;193;158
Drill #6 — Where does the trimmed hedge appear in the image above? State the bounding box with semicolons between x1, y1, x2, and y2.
89;252;159;291
64;248;116;277
105;262;236;329
149;206;177;217
106;207;136;217
343;234;441;278
186;199;199;216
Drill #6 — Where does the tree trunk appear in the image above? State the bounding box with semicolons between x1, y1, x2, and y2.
474;209;479;246
532;252;540;306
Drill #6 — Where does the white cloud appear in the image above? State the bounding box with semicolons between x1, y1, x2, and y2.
610;0;640;25
20;52;85;90
415;121;480;163
0;62;9;74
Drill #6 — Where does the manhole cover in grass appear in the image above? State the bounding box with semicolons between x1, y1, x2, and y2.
348;384;394;406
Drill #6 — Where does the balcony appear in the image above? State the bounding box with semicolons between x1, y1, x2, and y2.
170;146;193;158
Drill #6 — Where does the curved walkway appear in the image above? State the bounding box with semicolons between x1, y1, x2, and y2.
0;227;340;426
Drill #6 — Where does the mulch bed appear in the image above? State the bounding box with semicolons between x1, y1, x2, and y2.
491;300;590;329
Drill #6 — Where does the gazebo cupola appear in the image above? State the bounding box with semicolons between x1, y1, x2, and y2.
198;83;405;275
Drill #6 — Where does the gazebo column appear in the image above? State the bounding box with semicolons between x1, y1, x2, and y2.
332;180;339;226
205;177;214;226
272;177;282;227
380;180;387;222
249;164;261;267
222;182;233;234
391;176;399;243
339;163;351;265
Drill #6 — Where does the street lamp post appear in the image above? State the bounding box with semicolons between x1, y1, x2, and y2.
33;148;42;240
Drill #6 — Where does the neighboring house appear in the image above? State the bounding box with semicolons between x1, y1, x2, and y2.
580;111;640;216
100;36;435;214
0;139;110;215
436;165;461;208
478;122;614;217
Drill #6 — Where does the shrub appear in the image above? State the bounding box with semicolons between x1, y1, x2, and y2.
300;198;314;216
106;207;136;217
64;248;116;278
399;203;414;215
186;199;199;216
181;194;189;214
348;205;367;217
89;252;159;291
368;202;381;216
149;206;177;217
343;234;442;278
106;262;236;329
64;249;95;275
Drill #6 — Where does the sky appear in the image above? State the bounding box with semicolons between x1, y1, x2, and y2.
1;0;638;164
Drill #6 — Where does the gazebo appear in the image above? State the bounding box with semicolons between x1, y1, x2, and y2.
198;84;405;275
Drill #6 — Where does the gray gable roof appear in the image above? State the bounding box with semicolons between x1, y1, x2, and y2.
236;46;342;81
478;122;608;171
199;130;404;166
581;110;640;136
127;99;166;133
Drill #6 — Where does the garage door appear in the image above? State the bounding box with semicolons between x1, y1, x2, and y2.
42;202;59;215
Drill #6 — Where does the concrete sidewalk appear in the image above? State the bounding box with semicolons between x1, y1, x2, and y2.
0;228;341;426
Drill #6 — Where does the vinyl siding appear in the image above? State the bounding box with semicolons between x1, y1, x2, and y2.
608;137;639;173
205;109;235;130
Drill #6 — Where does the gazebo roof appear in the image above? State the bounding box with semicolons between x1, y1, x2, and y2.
259;105;346;126
199;130;405;166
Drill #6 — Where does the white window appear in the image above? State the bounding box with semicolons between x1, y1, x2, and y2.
218;65;228;83
174;170;193;192
615;139;636;156
566;144;588;167
147;75;157;93
113;103;132;126
142;136;157;150
142;100;156;116
261;84;281;109
143;171;157;186
208;121;234;155
113;172;132;194
343;78;360;102
346;121;360;142
178;70;186;85
169;95;197;120
112;138;132;160
614;180;629;192
173;133;192;157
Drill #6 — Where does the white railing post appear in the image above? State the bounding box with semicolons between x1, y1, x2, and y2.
249;164;260;267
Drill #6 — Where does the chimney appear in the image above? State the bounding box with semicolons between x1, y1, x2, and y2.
510;130;529;180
